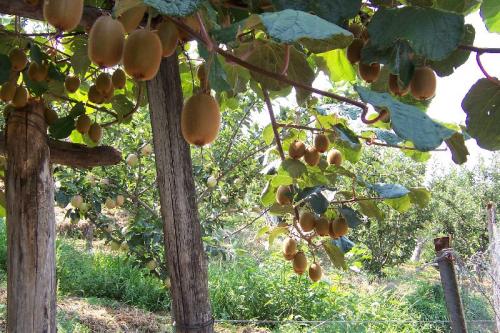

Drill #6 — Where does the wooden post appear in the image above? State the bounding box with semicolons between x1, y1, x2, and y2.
6;102;56;332
434;236;468;333
486;202;500;332
147;56;213;332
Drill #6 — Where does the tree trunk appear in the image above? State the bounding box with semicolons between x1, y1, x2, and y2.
486;203;500;332
410;237;427;262
6;102;56;332
147;56;213;332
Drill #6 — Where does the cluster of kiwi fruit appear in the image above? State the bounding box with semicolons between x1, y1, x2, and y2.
283;133;342;171
282;238;323;282
0;48;30;109
346;23;437;101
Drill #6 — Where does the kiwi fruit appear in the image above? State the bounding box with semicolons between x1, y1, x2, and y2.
123;29;163;81
299;211;316;232
117;5;147;33
95;73;112;94
309;263;322;282
156;20;179;58
88;85;104;104
88;123;102;143
359;62;381;83
293;251;307;275
181;93;221;146
283;252;295;261
11;86;28;108
28;62;49;82
327;149;342;166
112;69;126;89
44;107;58;125
315;217;329;236
64;75;80;93
9;48;28;72
88;16;125;68
179;15;201;41
314;134;329;153
410;66;436;100
388;74;409;96
304;146;320;166
288;140;306;159
102;85;115;102
283;238;297;257
347;38;364;64
76;114;92;134
0;82;17;102
43;0;83;31
275;185;292;205
331;216;348;238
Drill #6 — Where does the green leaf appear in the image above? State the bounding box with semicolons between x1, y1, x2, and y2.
271;174;294;187
323;241;347;270
462;78;500;150
430;24;475;77
480;0;500;33
69;36;90;76
268;226;288;246
248;10;353;53
272;0;361;25
356;86;456;151
408;187;431;208
367;7;464;60
434;0;480;14
269;203;294;216
315;49;356;83
199;46;231;92
256;225;270;238
49;116;75;139
143;0;202;16
260;181;275;206
263;124;275;145
308;192;329;215
30;43;45;65
358;199;384;221
111;94;134;119
69;103;86;118
385;195;411;213
371;183;409;199
280;158;307;179
445;132;469;164
0;54;11;84
113;0;143;17
23;70;48;96
339;206;363;228
332;124;362;163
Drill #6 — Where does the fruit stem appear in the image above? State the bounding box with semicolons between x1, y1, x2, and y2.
280;44;290;76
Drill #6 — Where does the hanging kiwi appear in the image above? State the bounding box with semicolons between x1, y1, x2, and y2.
95;73;112;95
388;74;409;97
9;48;28;72
304;146;320;166
289;140;306;159
88;85;104;104
275;185;292;205
28;61;49;82
359;62;380;83
44;107;58;125
88;16;125;68
331;216;348;237
0;82;17;102
314;133;329;153
293;251;307;275
410;66;436;100
347;39;364;64
88;123;102;143
43;0;84;31
76;114;92;134
299;211;316;232
309;263;322;282
117;5;147;33
179;15;201;41
112;69;127;89
123;29;162;81
11;86;28;108
156;20;179;58
64;75;80;93
315;217;329;236
327;149;342;166
181;93;221;146
283;238;297;259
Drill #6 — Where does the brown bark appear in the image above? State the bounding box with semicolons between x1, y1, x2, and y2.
0;132;122;168
6;102;56;332
147;56;213;332
486;203;500;332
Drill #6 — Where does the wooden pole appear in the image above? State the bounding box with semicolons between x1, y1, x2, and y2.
486;202;500;332
147;56;213;332
6;102;56;332
434;236;468;333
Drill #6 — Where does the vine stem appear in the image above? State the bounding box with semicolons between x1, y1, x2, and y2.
475;52;500;85
458;45;500;53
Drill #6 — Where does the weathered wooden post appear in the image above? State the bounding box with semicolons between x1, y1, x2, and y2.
6;102;56;332
486;202;500;332
434;236;468;333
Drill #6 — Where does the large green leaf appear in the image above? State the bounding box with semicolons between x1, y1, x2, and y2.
358;199;384;221
111;94;134;120
367;7;464;60
69;36;90;76
461;78;500;150
323;241;347;270
480;0;500;33
385;195;411;213
445;132;469;164
408;187;431;208
430;24;475;77
248;9;353;53
271;0;362;25
370;183;409;199
260;181;276;206
339;206;363;228
434;0;480;14
356;86;456;151
143;0;202;16
0;54;11;84
280;159;307;179
199;46;231;92
49;116;76;139
315;49;356;83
